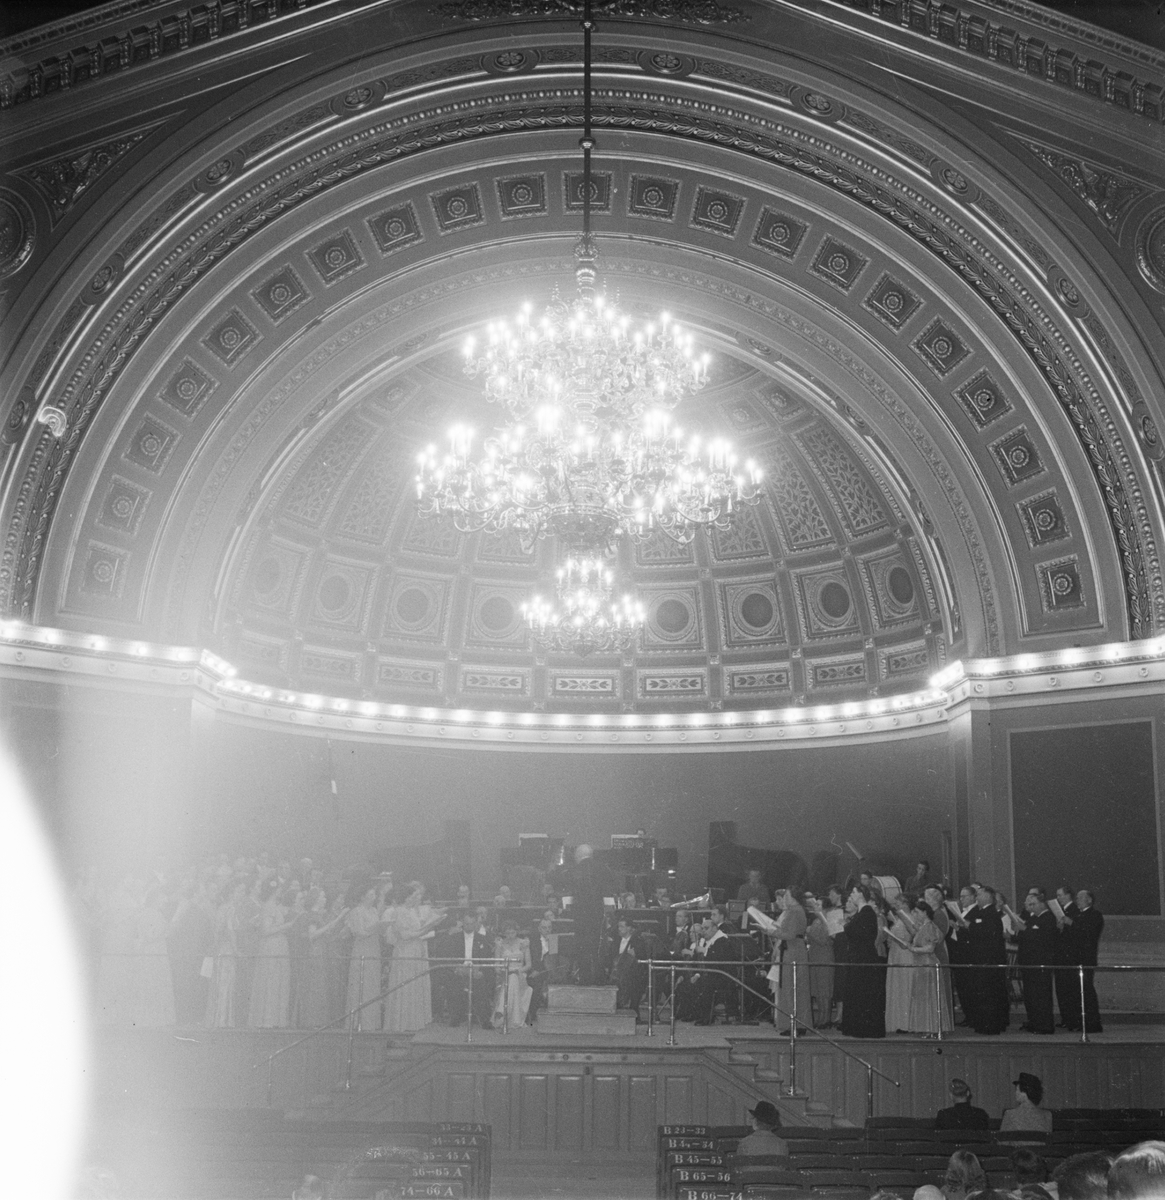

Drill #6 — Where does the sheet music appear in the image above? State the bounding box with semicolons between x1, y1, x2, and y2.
747;905;778;933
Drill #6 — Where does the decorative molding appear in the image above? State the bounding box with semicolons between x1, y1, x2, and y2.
2;624;1162;751
17;130;151;226
432;0;746;23
1017;137;1146;235
4;83;1155;646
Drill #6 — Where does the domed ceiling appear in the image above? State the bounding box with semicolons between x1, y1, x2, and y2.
221;348;942;709
1;0;1163;722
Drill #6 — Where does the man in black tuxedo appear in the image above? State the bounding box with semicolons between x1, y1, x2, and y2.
1053;885;1081;1029
526;915;558;1021
438;911;496;1028
1073;889;1105;1033
1015;890;1057;1034
963;885;1009;1034
608;916;647;1018
692;906;739;1025
565;844;608;985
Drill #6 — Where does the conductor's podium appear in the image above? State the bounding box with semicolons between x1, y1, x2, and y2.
535;984;638;1035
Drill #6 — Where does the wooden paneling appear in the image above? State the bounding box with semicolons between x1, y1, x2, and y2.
518;1074;548;1149
629;1076;657;1153
592;1075;621;1150
483;1074;512;1146
90;1029;1165;1157
737;1038;1165;1128
663;1073;694;1124
554;1075;584;1152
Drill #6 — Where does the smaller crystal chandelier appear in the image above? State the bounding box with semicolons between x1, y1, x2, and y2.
521;556;645;657
416;407;762;555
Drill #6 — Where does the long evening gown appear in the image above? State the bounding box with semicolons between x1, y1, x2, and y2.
885;913;915;1032
907;917;953;1034
346;904;383;1031
931;907;955;1019
248;902;291;1028
300;914;334;1029
384;904;435;1032
205;900;240;1028
806;913;835;1025
840;906;885;1038
492;936;533;1028
771;902;811;1032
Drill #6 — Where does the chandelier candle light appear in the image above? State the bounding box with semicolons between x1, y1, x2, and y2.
413;0;763;655
520;557;646;657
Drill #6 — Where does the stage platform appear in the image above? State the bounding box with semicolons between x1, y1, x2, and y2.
412;1018;1165;1049
91;1018;1165;1154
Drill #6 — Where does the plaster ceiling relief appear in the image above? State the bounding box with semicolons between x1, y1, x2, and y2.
3;8;1162;697
212;346;945;711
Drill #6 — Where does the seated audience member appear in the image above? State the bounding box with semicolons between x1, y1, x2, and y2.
1010;1148;1055;1199
1051;1152;1111;1200
1000;1072;1053;1137
935;1076;990;1130
913;1188;944;1200
942;1150;987;1200
1107;1142;1165;1200
735;1100;789;1157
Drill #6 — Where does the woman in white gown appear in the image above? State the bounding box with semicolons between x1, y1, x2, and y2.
345;887;384;1031
206;880;246;1028
770;889;811;1033
493;920;533;1029
884;894;917;1033
384;882;444;1033
905;899;953;1034
248;883;295;1028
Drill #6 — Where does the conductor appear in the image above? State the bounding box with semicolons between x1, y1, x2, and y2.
567;844;607;985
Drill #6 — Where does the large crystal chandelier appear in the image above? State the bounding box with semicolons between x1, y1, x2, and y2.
521;557;645;657
413;0;763;655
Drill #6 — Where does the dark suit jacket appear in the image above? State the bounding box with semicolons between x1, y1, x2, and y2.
438;928;495;971
935;1101;990;1130
1017;910;1057;965
1074;907;1104;966
964;904;1006;964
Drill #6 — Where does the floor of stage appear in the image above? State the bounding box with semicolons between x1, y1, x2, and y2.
411;1016;1165;1048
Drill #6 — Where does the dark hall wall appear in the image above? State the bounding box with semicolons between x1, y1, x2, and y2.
185;718;953;894
0;677;954;892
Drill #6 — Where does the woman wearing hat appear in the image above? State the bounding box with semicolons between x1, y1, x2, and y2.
1001;1073;1053;1137
736;1101;789;1157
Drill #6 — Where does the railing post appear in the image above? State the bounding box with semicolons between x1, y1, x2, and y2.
357;956;365;1034
266;1055;274;1107
934;961;944;1041
466;960;474;1045
502;965;510;1036
1079;965;1088;1044
866;1062;875;1124
668;963;677;1046
647;958;654;1037
344;1007;356;1092
787;960;798;1096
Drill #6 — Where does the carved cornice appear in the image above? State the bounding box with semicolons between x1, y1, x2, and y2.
2;0;1164;125
2;80;1158;645
1;621;1161;749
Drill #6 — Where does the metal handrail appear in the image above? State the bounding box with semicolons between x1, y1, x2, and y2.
252;955;514;1105
643;959;900;1121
